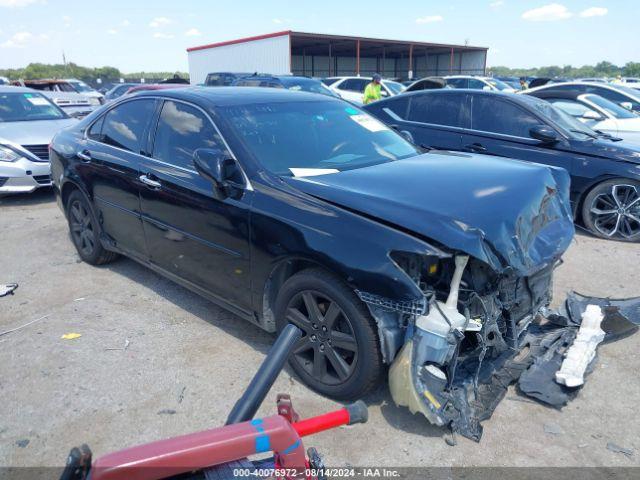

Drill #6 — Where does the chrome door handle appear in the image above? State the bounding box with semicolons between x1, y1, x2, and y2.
464;143;487;153
139;174;161;189
77;150;91;162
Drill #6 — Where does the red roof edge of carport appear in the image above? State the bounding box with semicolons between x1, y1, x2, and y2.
187;30;292;52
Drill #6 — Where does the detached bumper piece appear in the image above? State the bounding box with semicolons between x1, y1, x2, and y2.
390;291;640;442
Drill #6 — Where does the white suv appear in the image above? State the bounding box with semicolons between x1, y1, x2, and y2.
324;76;405;104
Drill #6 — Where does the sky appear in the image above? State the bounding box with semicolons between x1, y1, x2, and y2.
0;0;638;72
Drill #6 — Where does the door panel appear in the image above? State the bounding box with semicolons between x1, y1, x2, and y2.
78;98;156;258
139;100;253;312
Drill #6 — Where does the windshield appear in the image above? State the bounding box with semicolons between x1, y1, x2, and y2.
486;78;514;91
0;92;67;122
584;94;637;119
519;95;598;140
68;80;93;93
384;81;405;95
221;100;419;175
280;78;338;97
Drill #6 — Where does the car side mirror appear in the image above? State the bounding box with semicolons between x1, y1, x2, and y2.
193;148;244;199
582;110;603;121
380;90;389;97
620;101;633;111
482;85;492;91
529;125;559;144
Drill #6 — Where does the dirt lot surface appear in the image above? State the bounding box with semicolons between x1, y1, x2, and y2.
1;190;639;470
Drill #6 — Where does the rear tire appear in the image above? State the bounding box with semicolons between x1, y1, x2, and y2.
582;179;640;242
66;190;119;265
275;268;383;400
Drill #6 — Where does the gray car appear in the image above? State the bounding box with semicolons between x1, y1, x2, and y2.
0;86;77;195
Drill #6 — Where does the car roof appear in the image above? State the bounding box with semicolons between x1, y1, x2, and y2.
383;87;531;105
132;86;338;107
127;83;191;93
19;79;70;85
526;89;587;101
444;75;488;79
0;85;37;93
526;81;632;93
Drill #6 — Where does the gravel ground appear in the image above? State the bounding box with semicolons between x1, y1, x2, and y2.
1;189;639;471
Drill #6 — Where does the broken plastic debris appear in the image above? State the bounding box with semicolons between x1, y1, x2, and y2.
556;305;605;388
606;442;634;458
61;333;82;340
0;283;18;297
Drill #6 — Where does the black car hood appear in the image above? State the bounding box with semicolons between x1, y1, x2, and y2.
567;138;640;164
284;152;575;276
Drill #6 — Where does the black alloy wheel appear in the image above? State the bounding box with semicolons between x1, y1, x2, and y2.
69;199;96;258
66;190;119;265
275;268;382;400
583;180;640;242
286;290;358;385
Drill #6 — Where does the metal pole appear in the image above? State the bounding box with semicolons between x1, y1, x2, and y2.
226;324;303;425
356;39;360;76
408;44;413;80
329;42;332;77
450;47;454;74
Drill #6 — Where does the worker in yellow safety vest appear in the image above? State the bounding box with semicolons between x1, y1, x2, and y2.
363;74;382;104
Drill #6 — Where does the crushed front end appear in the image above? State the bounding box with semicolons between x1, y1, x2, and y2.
381;251;557;439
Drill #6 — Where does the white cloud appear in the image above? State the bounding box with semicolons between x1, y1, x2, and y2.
490;1;504;7
272;18;283;24
0;0;41;7
153;32;174;39
120;19;131;27
579;7;607;17
184;28;201;36
107;29;118;35
522;3;572;21
0;31;33;47
149;17;171;28
416;15;444;24
62;15;71;27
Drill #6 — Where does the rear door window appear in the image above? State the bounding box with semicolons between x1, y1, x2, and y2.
471;95;541;138
407;93;469;128
468;78;487;90
446;78;468;89
101;99;155;153
152;100;223;170
341;79;368;92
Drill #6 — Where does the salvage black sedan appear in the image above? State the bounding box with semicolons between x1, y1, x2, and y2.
50;88;574;409
364;89;640;242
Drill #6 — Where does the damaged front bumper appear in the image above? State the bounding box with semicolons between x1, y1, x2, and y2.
381;253;640;441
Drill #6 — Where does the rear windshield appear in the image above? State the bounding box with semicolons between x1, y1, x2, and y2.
0;92;67;122
280;78;337;97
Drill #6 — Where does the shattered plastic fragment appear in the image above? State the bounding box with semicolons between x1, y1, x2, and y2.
555;305;605;387
61;333;82;340
0;283;18;297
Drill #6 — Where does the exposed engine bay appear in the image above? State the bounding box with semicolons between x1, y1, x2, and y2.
360;252;640;442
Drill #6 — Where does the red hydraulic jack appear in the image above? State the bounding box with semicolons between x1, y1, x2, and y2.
59;324;368;480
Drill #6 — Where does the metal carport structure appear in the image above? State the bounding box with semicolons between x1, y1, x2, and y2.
187;31;488;85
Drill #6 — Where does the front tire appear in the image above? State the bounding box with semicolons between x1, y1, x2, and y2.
275;268;383;400
582;179;640;242
66;190;119;265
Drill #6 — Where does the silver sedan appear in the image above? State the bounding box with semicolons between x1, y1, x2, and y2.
0;86;77;195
